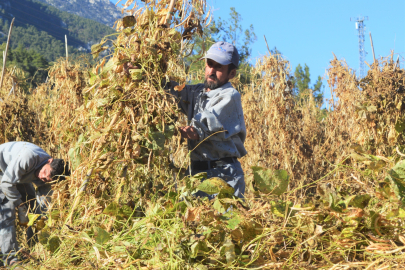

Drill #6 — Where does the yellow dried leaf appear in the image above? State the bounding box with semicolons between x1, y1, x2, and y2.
99;58;106;70
115;64;124;73
184;207;203;222
157;8;169;17
174;83;186;92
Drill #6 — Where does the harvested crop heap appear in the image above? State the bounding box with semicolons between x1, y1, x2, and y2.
241;54;324;187
0;69;44;144
355;58;405;153
27;59;87;158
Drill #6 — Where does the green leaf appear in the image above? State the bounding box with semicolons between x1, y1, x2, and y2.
171;201;187;213
389;160;405;179
129;69;143;81
368;160;386;172
190;241;199;258
103;202;133;219
195;264;208;270
119;205;134;218
344;194;371;210
39;230;50;245
48;236;61;253
251;166;289;195
89;72;97;86
146;131;166;150
227;216;242;230
399;208;405;218
367;211;381;233
101;58;115;74
192;172;208;180
197;177;234;195
123;28;135;36
340;227;356;239
213;198;226;213
164;125;175;139
395;119;405;133
386;208;405;219
387;160;405;201
103;202;119;216
350;194;371;209
100;79;110;88
94;227;110;245
91;40;108;58
122;15;136;28
328;193;343;212
27;213;41;227
270;201;292;218
376;181;392;200
350;144;365;153
68;146;81;171
190;240;208;258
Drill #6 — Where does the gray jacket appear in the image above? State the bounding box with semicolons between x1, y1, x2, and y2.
169;82;247;161
0;142;51;207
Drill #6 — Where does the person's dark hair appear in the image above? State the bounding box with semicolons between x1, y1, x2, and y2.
228;63;237;75
50;159;70;181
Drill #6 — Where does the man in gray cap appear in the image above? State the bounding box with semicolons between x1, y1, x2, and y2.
0;141;69;267
166;41;247;199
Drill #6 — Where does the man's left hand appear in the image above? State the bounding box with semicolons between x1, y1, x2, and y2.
178;126;199;140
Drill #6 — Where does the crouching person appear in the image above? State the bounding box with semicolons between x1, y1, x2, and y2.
0;141;69;267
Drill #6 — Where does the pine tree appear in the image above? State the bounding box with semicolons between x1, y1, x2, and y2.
292;63;323;104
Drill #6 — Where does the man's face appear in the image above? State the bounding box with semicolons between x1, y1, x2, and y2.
36;159;53;183
204;59;236;91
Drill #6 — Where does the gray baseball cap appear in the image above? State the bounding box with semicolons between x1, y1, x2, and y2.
202;41;239;68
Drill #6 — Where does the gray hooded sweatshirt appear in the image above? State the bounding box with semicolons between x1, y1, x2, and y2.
169;82;247;161
0;141;51;207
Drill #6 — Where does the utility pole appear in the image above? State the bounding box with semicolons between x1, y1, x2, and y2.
350;16;368;78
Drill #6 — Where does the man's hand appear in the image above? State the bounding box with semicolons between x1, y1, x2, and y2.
123;54;140;75
123;62;140;74
178;126;199;140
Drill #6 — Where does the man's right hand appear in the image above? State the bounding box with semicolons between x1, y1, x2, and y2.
178;126;199;140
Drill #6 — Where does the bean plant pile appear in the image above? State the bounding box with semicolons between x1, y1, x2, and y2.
0;68;43;144
1;0;405;269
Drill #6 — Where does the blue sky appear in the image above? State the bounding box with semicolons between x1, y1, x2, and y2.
111;0;405;101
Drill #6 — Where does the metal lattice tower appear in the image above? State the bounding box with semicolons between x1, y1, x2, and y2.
350;16;368;78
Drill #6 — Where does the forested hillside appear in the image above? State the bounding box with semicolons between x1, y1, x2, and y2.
0;0;115;62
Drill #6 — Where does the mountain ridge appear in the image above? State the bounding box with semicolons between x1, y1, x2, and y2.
35;0;124;27
0;0;115;61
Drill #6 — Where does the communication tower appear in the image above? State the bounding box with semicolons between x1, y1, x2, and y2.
350;16;368;78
